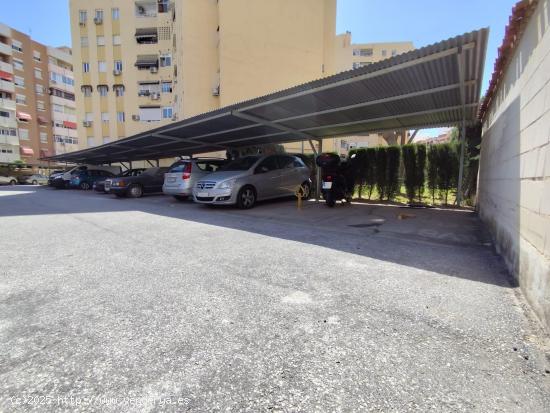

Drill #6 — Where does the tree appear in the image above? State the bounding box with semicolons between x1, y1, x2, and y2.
386;146;401;200
426;145;439;204
416;144;427;202
437;143;459;205
375;147;387;200
401;144;417;203
364;148;377;200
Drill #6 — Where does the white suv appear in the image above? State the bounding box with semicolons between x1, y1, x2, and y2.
162;158;226;201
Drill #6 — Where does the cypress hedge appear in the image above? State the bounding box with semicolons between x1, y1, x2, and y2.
401;144;417;203
416;144;426;202
374;147;388;200
386;146;401;201
427;145;439;204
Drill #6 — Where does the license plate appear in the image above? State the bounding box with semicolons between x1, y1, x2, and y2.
167;177;176;183
197;191;209;197
322;181;332;189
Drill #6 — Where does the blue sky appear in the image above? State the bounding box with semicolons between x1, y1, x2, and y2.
3;0;517;137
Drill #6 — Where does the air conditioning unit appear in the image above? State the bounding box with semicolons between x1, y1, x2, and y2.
79;21;86;27
150;67;158;73
94;17;103;25
212;86;220;96
151;93;160;100
132;115;140;121
113;69;121;76
83;120;92;127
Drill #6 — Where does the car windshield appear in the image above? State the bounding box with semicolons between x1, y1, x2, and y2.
219;156;260;171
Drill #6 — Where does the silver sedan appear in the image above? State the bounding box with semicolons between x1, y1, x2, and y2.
193;154;311;209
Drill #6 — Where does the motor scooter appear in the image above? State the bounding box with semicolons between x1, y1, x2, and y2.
315;153;355;207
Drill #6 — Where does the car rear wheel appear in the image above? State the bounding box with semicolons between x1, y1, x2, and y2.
128;184;143;198
325;192;336;207
237;186;256;209
80;182;90;190
32;180;38;185
9;180;16;186
174;195;188;201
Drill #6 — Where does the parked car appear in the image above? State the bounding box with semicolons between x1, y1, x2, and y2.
94;168;146;193
55;164;121;188
19;174;48;185
109;167;169;198
0;175;18;186
193;154;311;209
70;170;117;190
163;158;226;201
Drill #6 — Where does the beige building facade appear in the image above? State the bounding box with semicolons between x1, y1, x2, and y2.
69;0;413;159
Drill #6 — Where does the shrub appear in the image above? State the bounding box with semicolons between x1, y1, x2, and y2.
364;148;377;199
386;146;401;200
401;144;417;203
416;144;426;202
427;145;439;204
375;147;387;200
437;143;459;205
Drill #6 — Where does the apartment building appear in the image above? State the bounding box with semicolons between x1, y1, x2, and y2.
68;0;413;158
48;46;78;155
0;21;75;166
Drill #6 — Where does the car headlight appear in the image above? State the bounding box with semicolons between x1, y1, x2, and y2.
218;179;236;189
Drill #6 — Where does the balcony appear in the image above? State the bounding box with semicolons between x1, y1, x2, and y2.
0;134;19;146
0;116;17;129
0;41;12;56
0;61;13;74
0;79;14;93
0;97;16;111
135;28;158;44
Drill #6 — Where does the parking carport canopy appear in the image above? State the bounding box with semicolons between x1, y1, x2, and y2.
44;29;488;165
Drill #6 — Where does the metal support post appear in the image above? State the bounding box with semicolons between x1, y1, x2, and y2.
316;139;323;202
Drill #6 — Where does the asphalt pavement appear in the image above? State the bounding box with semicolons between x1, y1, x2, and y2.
0;185;549;412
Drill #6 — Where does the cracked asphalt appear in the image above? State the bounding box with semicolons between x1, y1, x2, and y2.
0;186;549;412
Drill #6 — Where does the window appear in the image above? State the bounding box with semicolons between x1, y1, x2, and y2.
35;84;44;94
13;58;23;71
14;76;24;88
160;54;172;67
34;68;42;79
101;112;109;122
36;100;45;111
353;48;373;56
352;62;371;69
83;62;90;73
85;113;93;122
95;9;104;21
391;49;398;56
96;36;105;46
40;132;48;143
33;51;41;62
11;40;22;53
138;106;161;122
15;94;26;105
114;84;125;97
162;106;173;119
114;60;123;71
97;85;108;96
87;137;95;147
53;104;63;113
79;10;87;24
112;7;120;20
0;110;9;118
158;0;169;13
256;156;279;173
98;61;106;72
113;35;121;46
80;36;88;47
81;85;92;97
117;111;125;122
381;49;387;57
161;81;172;93
0;128;17;136
19;129;29;140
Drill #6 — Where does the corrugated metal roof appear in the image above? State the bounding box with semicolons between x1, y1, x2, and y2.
45;28;488;164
